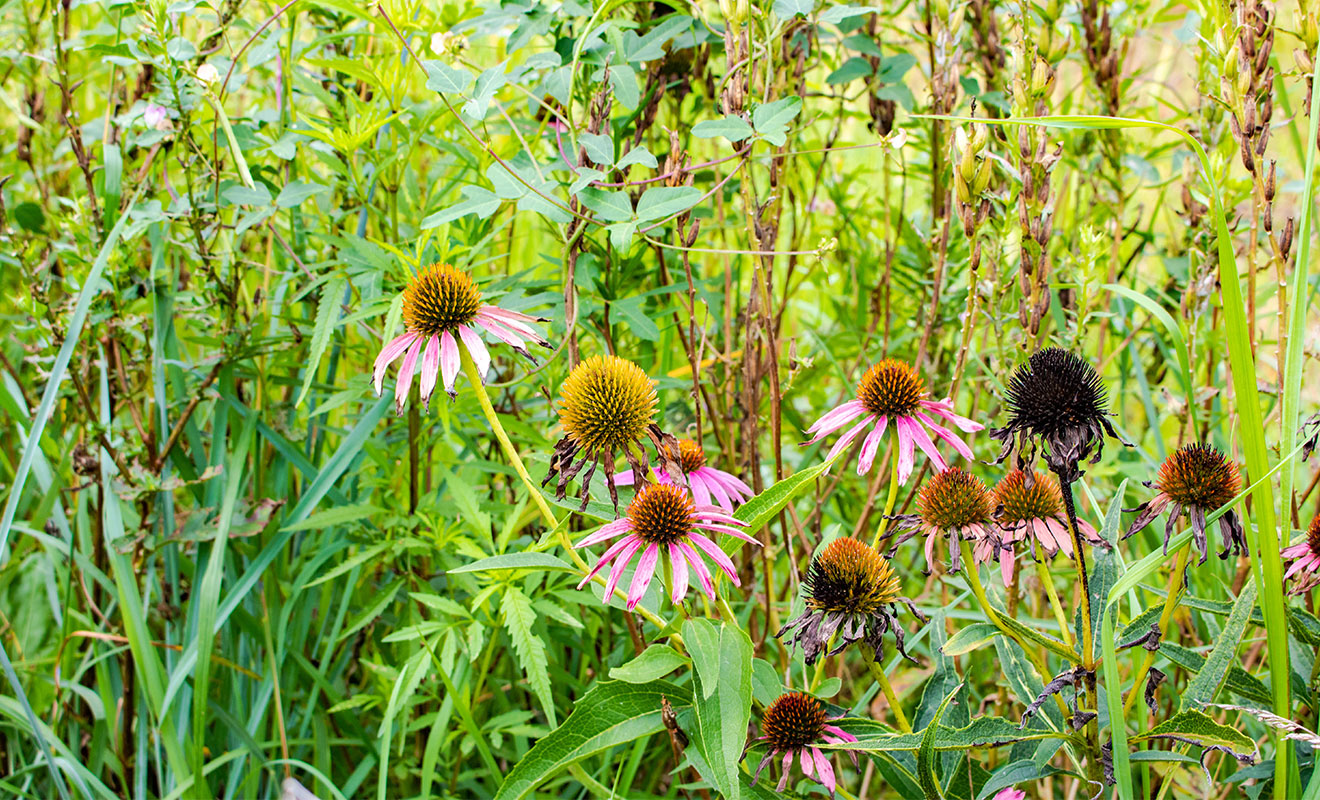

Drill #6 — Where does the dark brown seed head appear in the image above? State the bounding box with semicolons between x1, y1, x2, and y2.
402;263;482;336
918;468;994;530
558;355;657;453
805;537;902;615
857;359;926;417
1003;348;1110;440
628;483;696;545
1155;443;1240;510
995;470;1064;524
761;692;828;750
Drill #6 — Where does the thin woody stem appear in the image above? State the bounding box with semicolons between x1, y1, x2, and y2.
1122;542;1190;716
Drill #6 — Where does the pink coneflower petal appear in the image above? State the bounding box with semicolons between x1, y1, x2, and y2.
669;543;689;602
480;304;543;326
418;335;441;408
688;472;713;507
1000;549;1015;585
694;522;760;544
695;505;745;521
676;540;716;599
917;412;975;461
605;536;646;599
710;468;754;499
777;751;794;792
474;314;531;348
896;416;917;483
438;331;461;396
613;469;637;486
799;747;814;778
924;532;937;573
1283;543;1312;558
628;544;660;609
394;337;424;415
812;748;835;794
1054;521;1075;557
374;333;416;395
826;414;877;464
806;400;868;436
457;325;490;380
823;725;856;743
1286;555;1317;580
688;533;740;585
902;416;948;473
577;533;643;587
574;518;634;548
702;472;734;510
922;398;984;432
856;416;890;475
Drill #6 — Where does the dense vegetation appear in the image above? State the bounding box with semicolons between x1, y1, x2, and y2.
3;0;1320;798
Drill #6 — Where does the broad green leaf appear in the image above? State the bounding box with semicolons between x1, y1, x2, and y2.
751;657;783;706
750;97;802;147
941;622;999;657
687;619;753;800
501;587;557;727
449;552;575;575
607;66;639;109
636;186;702;221
295;275;345;407
493;681;690;800
826;56;874;85
609;644;689;683
421;185;501;228
774;0;816;17
1159;644;1271;705
423;60;473;94
1184;580;1257;708
579;133;614;166
275;180;328;208
1133;709;1257;759
616;145;658;169
918;683;961;799
692;116;755;142
280;502;380;533
577;187;634;222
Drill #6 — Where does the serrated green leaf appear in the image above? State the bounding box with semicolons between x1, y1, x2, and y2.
295;275;344;407
686;619;753;800
918;683;961;799
732;457;833;539
1133;709;1257;758
501;587;556;727
493;681;690;800
336;577;403;643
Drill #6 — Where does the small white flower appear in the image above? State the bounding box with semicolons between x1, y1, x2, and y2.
197;64;219;84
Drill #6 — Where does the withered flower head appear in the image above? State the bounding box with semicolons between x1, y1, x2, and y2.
1282;516;1320;595
990;348;1128;483
777;537;927;664
1123;443;1246;565
748;692;859;797
889;467;996;575
543;355;680;512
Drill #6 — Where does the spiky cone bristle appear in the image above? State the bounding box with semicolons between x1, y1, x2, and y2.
627;483;696;545
805;537;901;615
994;470;1064;525
558;355;657;454
760;692;828;751
856;359;926;417
401;263;482;335
918;467;994;531
677;439;706;473
1154;443;1240;510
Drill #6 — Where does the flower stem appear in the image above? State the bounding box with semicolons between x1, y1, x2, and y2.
1035;558;1074;649
1058;478;1104;787
1122;542;1190;716
871;448;901;549
864;649;911;733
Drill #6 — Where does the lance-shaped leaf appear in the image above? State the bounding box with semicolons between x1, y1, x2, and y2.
1132;710;1257;781
821;716;1076;754
1183;580;1256;709
918;683;962;799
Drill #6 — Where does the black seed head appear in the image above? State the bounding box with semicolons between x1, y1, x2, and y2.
1003;348;1109;439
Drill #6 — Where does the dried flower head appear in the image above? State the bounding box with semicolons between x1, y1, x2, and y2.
545;355;681;512
889;467;996;574
777;537;927;664
374;264;548;413
748;692;859;797
1123;444;1246;565
803;359;981;483
1282;516;1320;595
990;348;1127;483
574;482;760;610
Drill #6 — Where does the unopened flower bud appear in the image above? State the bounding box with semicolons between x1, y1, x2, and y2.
197;63;219;84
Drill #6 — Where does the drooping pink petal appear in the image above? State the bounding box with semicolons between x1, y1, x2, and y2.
812;747;835;795
799;747;814;778
694;506;746;523
577;533;643;588
457;325;490;380
777;751;794;792
826;415;877;465
574;519;634;548
856;416;890;475
709;468;754;500
676;540;716;600
627;543;661;610
1054;520;1076;557
1000;548;1015;586
688;471;713;507
895;416;916;483
374;333;417;396
1283;543;1312;558
418;335;441;408
688;532;739;585
694;522;760;544
924;532;937;573
613;469;637;486
1286;555;1316;580
823;725;856;743
394;337;424;415
474;313;530;347
478;304;544;325
604;537;646;599
668;543;689;602
439;331;461;397
921;398;984;432
806;400;868;436
901;416;948;473
699;470;734;510
917;412;975;461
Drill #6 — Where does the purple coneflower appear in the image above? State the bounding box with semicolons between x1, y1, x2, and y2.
748;692;859;798
1122;443;1246;565
373;263;548;414
983;470;1104;584
990;348;1127;483
1283;516;1320;595
889;467;996;575
614;439;753;511
803;359;981;483
993;789;1027;800
777;537;926;664
544;355;683;512
574;482;758;610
